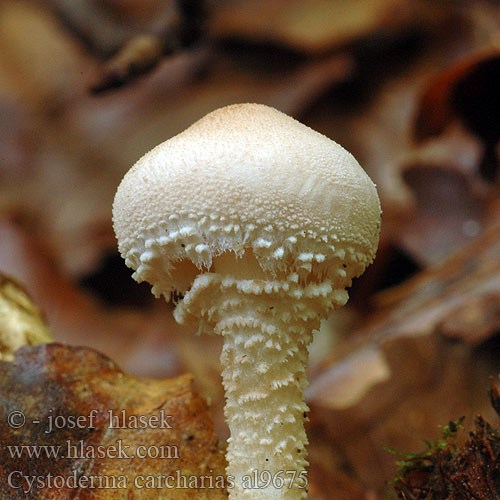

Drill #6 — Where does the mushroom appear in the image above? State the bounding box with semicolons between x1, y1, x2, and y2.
113;103;381;499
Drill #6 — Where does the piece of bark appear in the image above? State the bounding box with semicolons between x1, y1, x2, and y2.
0;343;228;498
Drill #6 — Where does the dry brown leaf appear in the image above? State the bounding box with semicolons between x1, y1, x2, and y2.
45;0;179;57
0;343;228;498
306;222;500;493
397;163;485;267
0;0;97;112
212;0;419;54
414;51;500;142
46;0;205;63
0;214;183;379
0;273;53;361
89;2;207;93
91;34;165;93
345;220;500;351
413;50;500;183
386;104;492;267
102;0;172;23
308;427;378;500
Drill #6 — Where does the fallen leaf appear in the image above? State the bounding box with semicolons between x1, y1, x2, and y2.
398;163;485;266
356;220;500;348
46;0;206;62
414;50;500;183
0;273;53;361
212;0;422;55
91;34;165;93
307;221;500;493
0;343;228;498
90;1;207;93
0;214;182;380
0;0;97;113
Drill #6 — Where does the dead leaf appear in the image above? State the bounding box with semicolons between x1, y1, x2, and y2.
366;220;500;346
90;0;207;93
398;164;485;266
45;0;179;57
0;343;228;498
46;0;206;65
91;34;164;93
0;0;97;113
0;273;53;361
306;222;500;492
414;50;500;182
212;0;422;55
0;214;183;380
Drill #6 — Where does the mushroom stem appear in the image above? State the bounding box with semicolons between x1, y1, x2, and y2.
219;297;312;500
174;255;349;499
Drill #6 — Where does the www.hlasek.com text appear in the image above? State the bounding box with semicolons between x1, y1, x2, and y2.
7;439;179;460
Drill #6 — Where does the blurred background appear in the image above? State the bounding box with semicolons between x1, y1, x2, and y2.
1;0;500;498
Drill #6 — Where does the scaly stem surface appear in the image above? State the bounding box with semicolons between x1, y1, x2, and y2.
174;259;348;499
218;294;312;499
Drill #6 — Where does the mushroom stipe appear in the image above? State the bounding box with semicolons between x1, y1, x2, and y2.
113;103;381;499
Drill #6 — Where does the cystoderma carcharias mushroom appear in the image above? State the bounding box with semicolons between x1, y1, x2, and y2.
113;103;381;499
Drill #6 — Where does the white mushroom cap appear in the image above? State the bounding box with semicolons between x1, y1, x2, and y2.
113;103;381;300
